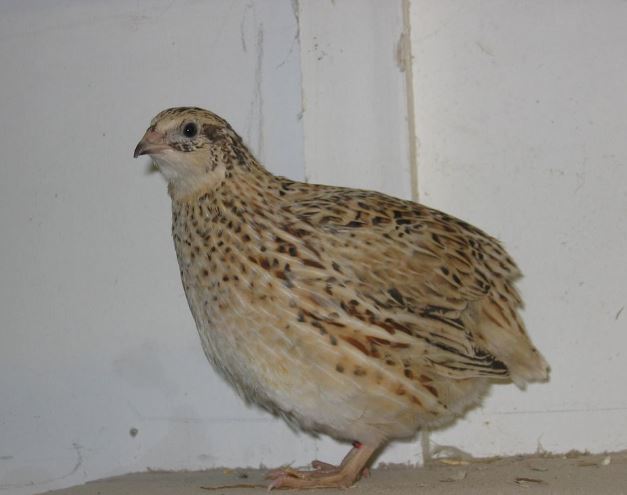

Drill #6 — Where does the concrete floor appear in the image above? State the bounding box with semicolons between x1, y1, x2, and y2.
40;450;627;495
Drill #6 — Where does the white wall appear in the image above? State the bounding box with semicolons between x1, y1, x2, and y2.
411;0;627;456
299;0;413;198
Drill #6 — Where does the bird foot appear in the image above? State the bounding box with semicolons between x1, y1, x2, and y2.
266;465;357;490
265;444;375;490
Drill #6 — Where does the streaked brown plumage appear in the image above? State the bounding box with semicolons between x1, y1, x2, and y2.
134;107;549;489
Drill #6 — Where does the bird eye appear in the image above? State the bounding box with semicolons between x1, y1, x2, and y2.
183;122;198;138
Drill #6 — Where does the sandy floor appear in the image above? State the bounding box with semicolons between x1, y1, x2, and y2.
40;450;627;495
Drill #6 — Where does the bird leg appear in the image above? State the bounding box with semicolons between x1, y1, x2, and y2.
266;442;376;490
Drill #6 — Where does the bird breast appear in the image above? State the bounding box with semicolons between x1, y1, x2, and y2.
169;190;459;444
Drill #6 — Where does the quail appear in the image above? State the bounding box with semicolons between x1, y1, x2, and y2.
133;107;549;489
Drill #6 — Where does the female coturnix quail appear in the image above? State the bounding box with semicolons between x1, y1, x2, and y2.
133;107;549;489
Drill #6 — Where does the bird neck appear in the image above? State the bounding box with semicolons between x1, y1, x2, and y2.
166;130;279;203
169;152;281;213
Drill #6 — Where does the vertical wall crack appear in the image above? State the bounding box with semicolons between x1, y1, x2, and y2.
401;0;419;202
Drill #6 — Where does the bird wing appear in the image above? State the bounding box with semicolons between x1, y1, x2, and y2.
279;181;548;386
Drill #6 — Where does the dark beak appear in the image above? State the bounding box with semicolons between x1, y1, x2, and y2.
133;129;168;158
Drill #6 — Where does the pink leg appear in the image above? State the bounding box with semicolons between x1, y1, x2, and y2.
266;443;376;490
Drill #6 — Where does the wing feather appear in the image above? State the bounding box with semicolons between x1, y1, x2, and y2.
281;181;548;385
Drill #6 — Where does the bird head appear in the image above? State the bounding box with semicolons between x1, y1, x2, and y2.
134;107;249;198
